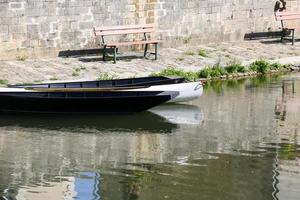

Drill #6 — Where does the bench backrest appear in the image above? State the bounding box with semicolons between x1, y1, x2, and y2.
275;11;300;21
94;24;155;36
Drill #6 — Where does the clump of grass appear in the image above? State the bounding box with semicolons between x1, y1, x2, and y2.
0;79;8;85
79;65;86;70
185;51;195;56
72;72;80;77
270;63;289;70
152;60;291;82
249;59;271;74
176;57;184;61
16;54;28;61
50;76;59;81
198;49;208;57
199;66;227;78
249;60;288;74
98;72;119;80
151;67;198;82
225;62;247;73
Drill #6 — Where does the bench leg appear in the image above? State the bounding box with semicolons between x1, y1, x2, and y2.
292;29;295;45
144;44;148;57
103;46;107;61
113;47;117;64
281;30;284;43
154;43;158;60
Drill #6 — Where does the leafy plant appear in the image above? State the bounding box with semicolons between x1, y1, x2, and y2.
198;49;208;57
185;51;195;56
249;59;271;74
98;72;119;80
0;79;8;85
16;54;28;61
225;62;246;73
72;72;80;77
198;66;227;78
50;76;59;81
151;67;198;81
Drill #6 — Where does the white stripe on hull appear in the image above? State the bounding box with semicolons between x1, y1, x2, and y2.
127;82;203;103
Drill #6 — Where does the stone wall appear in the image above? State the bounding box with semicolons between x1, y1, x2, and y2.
0;0;296;59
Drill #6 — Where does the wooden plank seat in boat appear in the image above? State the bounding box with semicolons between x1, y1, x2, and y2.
275;11;300;45
93;24;162;63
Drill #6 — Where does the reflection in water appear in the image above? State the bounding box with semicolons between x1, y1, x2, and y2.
0;74;300;200
150;104;203;125
0;112;177;134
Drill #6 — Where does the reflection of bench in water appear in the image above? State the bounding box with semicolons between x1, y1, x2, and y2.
282;80;296;95
275;80;296;120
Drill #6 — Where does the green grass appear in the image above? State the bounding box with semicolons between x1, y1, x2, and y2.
50;76;59;81
98;72;119;80
249;59;289;74
225;62;247;73
198;49;208;57
185;51;195;56
72;72;80;77
152;60;290;82
151;67;199;82
176;57;184;61
0;79;8;85
79;65;86;70
199;66;227;78
16;54;28;61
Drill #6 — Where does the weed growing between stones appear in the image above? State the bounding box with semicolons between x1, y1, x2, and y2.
98;72;119;80
225;62;247;73
185;51;195;56
151;67;198;82
152;60;291;81
50;76;59;81
198;49;208;57
0;79;8;85
16;55;28;61
249;59;289;74
72;72;80;77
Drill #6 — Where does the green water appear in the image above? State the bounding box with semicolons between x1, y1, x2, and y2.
0;73;299;200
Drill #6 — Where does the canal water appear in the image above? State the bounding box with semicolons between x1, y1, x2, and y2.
0;73;299;200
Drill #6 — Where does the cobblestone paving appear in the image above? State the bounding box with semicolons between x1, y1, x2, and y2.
1;40;300;84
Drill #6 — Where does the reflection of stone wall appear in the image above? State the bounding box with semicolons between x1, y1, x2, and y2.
0;0;282;58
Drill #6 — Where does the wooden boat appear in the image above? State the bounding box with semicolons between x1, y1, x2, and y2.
10;76;185;89
0;88;178;113
9;76;203;103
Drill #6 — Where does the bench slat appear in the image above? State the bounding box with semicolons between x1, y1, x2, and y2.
275;11;300;16
94;24;154;32
95;28;155;36
104;40;162;47
276;15;300;20
275;11;300;20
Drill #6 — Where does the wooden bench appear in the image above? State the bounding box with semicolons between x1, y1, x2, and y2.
93;24;161;63
275;11;300;45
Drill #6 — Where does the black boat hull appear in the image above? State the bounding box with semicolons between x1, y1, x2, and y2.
0;91;178;113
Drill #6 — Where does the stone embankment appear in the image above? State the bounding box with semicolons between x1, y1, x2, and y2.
1;40;300;85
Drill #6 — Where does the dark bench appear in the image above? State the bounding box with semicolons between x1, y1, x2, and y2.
275;11;300;45
93;24;161;63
